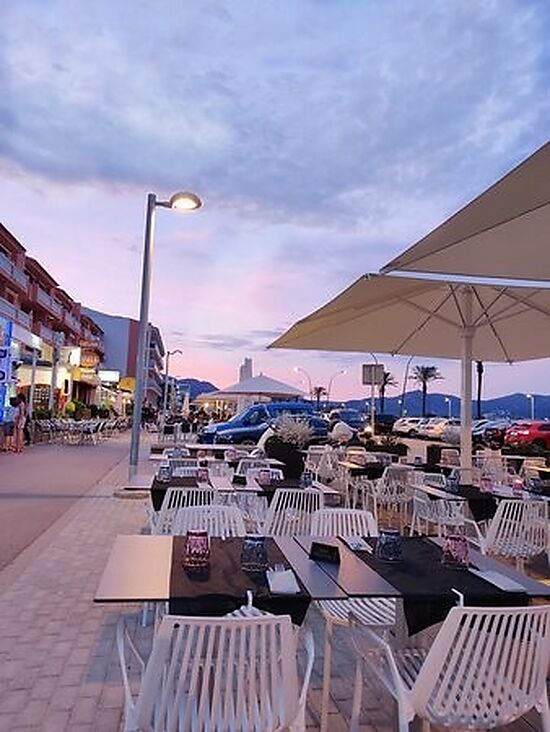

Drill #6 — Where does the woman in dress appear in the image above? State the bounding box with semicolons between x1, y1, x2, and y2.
14;393;27;453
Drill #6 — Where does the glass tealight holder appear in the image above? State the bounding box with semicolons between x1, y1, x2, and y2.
183;530;210;571
301;470;313;488
197;467;210;485
158;465;172;483
374;529;402;562
512;477;524;495
441;533;469;569
257;469;271;487
480;475;493;493
240;535;268;573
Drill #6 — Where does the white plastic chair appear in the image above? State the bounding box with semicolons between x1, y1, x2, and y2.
154;487;222;535
235;458;271;476
172;505;246;538
466;498;548;571
409;490;465;537
311;508;396;732
117;614;314;732
350;604;550;732
263;488;324;536
168;458;199;470
375;466;413;530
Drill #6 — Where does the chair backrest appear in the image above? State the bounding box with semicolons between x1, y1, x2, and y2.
486;499;548;557
172;505;246;538
311;508;378;537
169;458;199;470
412;605;550;728
155;487;222;534
423;472;447;489
263;488;324;536
247;467;284;482
235;458;271;476
135;614;302;731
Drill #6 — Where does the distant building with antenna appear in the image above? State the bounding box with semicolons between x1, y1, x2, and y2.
239;357;253;382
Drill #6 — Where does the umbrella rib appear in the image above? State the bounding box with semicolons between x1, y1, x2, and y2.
495;287;550;319
470;287;513;363
392;289;459;353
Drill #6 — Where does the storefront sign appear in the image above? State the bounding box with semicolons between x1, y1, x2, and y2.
0;316;13;423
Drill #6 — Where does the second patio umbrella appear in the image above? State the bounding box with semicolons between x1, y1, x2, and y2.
269;273;550;474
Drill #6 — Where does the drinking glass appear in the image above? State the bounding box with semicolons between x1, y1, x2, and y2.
441;533;469;569
158;465;171;483
374;529;402;562
183;530;210;570
301;470;314;488
240;535;268;573
257;469;271;487
197;467;210;485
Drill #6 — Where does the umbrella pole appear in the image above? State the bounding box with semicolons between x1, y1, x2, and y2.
460;287;474;483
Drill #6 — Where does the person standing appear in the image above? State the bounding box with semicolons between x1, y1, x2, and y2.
2;397;17;452
18;393;31;446
14;393;27;453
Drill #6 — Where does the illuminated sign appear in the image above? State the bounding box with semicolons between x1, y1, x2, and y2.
0;316;13;423
98;369;120;383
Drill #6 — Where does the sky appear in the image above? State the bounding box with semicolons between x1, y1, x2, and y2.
1;0;549;401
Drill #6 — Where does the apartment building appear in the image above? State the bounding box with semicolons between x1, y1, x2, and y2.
0;223;105;411
82;308;165;407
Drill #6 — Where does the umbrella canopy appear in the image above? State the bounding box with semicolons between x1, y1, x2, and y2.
270;274;550;472
270;274;550;362
205;374;305;399
381;141;550;281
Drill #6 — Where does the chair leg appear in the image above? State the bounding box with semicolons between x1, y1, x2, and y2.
349;658;363;732
320;619;333;732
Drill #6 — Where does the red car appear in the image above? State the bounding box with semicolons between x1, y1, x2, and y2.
504;421;550;451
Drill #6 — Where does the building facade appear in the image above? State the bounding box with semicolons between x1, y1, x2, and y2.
0;223;105;414
82;308;165;408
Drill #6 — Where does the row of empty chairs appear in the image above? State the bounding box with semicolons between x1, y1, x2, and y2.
34;417;128;445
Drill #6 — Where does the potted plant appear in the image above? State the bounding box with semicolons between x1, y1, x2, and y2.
264;415;313;480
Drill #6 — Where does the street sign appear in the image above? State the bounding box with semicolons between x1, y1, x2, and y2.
362;363;384;386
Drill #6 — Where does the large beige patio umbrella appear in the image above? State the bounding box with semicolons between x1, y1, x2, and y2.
269;274;550;474
381;141;550;281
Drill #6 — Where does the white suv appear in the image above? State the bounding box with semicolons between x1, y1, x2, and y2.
392;417;423;437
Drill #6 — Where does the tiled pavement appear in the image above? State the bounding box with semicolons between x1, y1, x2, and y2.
0;437;544;731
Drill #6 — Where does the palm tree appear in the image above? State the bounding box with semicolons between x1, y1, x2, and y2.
378;371;398;414
411;365;443;417
476;361;484;419
312;385;327;411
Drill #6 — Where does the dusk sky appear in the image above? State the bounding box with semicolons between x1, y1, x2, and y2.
1;1;549;400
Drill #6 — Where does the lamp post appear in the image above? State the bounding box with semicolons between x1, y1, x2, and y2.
293;366;313;400
326;369;346;407
128;191;202;479
445;397;451;418
368;352;378;438
161;348;183;430
400;355;414;417
527;393;535;420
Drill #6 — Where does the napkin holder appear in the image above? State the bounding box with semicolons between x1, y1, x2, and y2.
232;474;247;486
310;541;340;564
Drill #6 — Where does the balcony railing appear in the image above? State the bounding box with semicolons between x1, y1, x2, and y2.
38;323;54;344
64;311;81;333
0;296;32;330
35;286;64;318
0;251;29;291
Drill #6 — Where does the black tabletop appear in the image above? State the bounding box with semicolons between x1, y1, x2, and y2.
169;537;311;625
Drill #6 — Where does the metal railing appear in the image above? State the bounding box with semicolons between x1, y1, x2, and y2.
0;251;29;290
0;295;32;329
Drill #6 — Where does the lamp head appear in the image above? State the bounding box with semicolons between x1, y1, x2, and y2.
168;191;202;211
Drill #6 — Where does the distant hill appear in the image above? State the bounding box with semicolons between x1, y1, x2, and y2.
176;378;218;400
344;390;550;419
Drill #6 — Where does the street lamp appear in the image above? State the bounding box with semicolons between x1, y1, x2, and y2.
293;366;313;399
161;348;183;429
129;191;202;479
326;369;347;406
445;397;451;418
527;393;535;420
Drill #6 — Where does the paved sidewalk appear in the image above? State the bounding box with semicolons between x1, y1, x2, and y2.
0;439;542;731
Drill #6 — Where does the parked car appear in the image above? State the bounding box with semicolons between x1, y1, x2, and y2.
418;417;450;440
371;414;397;435
200;401;328;444
479;418;512;447
440;419;462;444
504;421;550;452
328;408;366;432
392;417;423;437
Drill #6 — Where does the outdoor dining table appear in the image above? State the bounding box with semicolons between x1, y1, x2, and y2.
95;534;550;636
338;460;386;480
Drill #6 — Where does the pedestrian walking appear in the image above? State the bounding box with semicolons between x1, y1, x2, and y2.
18;393;31;446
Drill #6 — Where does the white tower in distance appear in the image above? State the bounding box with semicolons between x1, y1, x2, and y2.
239;357;253;382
